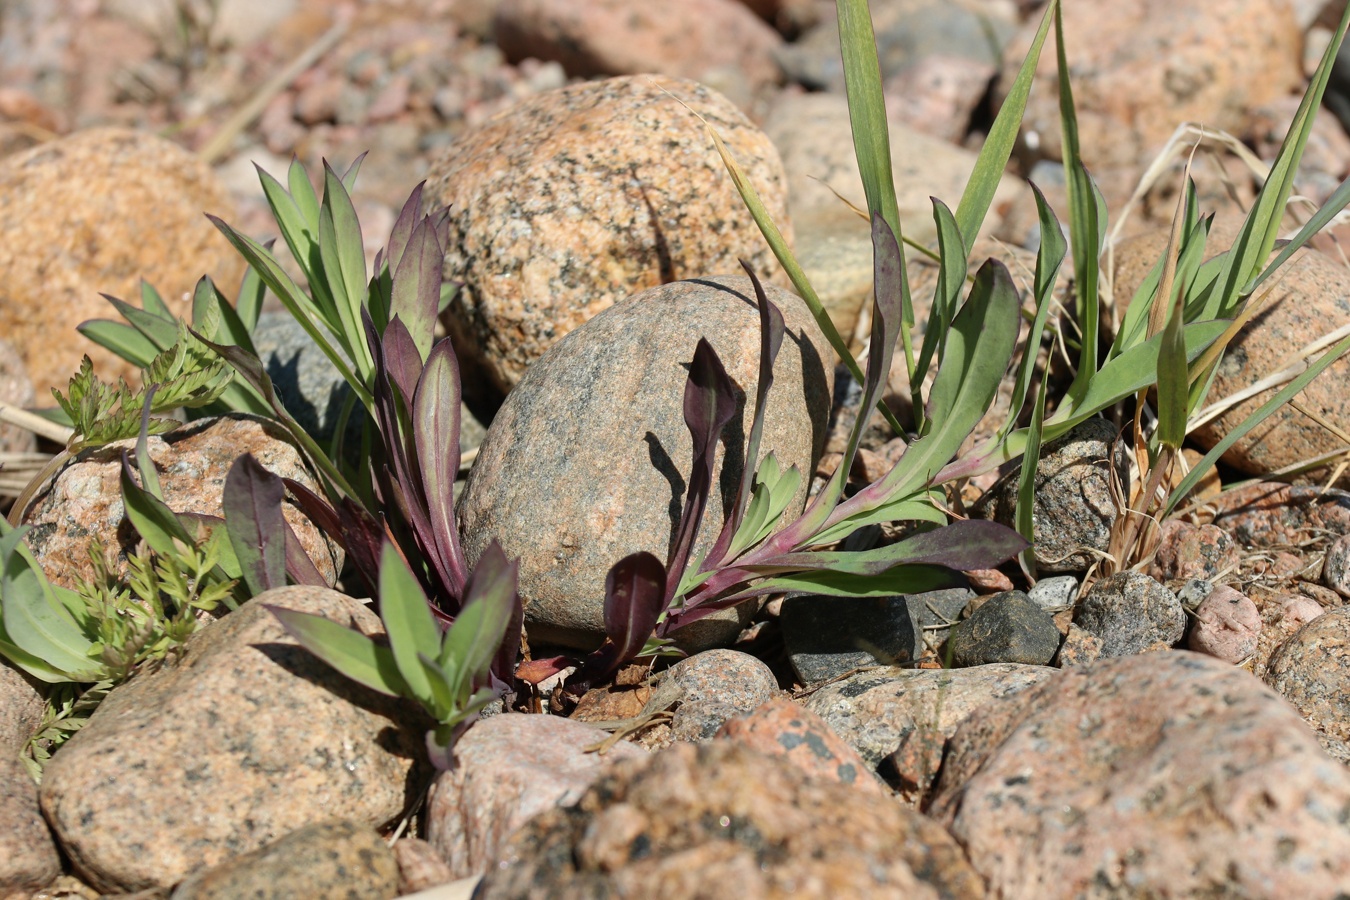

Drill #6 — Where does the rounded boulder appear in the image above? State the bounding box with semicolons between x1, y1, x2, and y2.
426;75;791;396
459;275;832;651
0;128;244;398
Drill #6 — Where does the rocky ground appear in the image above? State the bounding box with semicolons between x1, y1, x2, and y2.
3;0;1350;897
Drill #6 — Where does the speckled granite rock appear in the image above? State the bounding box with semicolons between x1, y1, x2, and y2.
999;0;1301;168
0;128;244;398
493;0;782;100
1148;519;1241;582
929;652;1350;897
0;659;43;756
1323;533;1350;599
948;591;1061;667
427;75;791;396
1055;623;1103;668
459;276;832;650
1187;584;1261;664
169;820;399;900
1207;482;1350;548
39;587;424;893
779;588;974;684
0;337;35;455
426;713;645;881
803;664;1055;769
476;741;985;899
1265;607;1350;742
974;417;1130;573
1113;229;1350;480
716;696;886;795
0;755;61;897
392;837;455;895
641;649;780;745
1073;572;1185;657
21;414;341;591
763;91;1020;253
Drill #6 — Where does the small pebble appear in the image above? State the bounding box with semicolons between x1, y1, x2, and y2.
948;591;1061;667
1322;533;1350;599
1186;585;1260;664
1027;575;1079;611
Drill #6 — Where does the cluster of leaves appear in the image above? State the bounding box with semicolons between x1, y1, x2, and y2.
182;161;523;763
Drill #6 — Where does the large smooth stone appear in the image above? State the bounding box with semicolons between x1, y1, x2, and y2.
426;75;791;396
459;275;832;650
0;128;244;398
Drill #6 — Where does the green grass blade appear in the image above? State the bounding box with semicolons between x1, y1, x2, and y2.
954;0;1057;243
1001;183;1067;437
913;199;967;433
1015;376;1048;579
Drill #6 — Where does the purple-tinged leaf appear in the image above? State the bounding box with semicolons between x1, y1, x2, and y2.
223;454;288;595
284;477;384;594
386;181;427;277
283;518;328;587
516;655;575;685
337;151;367;192
705;263;786;570
603;552;666;661
390;217;443;363
745;520;1028;576
414;339;468;599
666;564;967;631
445;541;520;687
667;339;738;604
380;316;424;418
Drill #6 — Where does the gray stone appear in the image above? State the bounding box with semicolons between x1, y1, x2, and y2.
170;820;399;900
1073;571;1185;657
780;588;973;684
1027;575;1079;611
0;755;60;896
39;587;424;893
974;417;1130;573
948;591;1061;667
476;741;985;899
929;652;1350;897
426;713;644;881
459;275;832;651
803;664;1055;768
428;75;791;396
1323;533;1350;599
644;649;779;728
1265;606;1350;742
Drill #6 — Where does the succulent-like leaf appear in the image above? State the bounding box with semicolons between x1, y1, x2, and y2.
442;542;518;692
386;182;427;278
0;523;99;681
603;551;666;664
101;293;178;350
223;454;289;595
390;217;443;363
119;452;193;559
268;605;406;697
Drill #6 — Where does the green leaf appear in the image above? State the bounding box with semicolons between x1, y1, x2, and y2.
268;606;406;697
139;281;173;319
318;162;372;377
954;0;1056;244
235;256;266;334
1015;375;1048;579
101;294;179;350
377;540;439;705
119;453;192;558
1156;268;1189;450
441;542;518;694
0;525;100;680
77;320;159;369
913;198;967;433
731;564;965;599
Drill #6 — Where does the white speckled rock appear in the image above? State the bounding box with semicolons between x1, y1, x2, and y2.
929;652;1350;897
21;415;341;591
427;75;791;395
427;713;645;880
459;275;832;651
39;587;425;893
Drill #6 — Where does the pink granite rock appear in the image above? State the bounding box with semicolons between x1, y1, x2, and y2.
427;75;791;396
426;713;645;880
999;0;1302;168
493;0;782;98
1265;606;1350;742
1186;584;1260;664
0;128;244;398
0;660;43;757
716;696;886;795
0;337;35;456
0;755;61;897
21;414;341;591
930;652;1350;897
476;741;985;899
1148;520;1241;582
39;587;423;893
